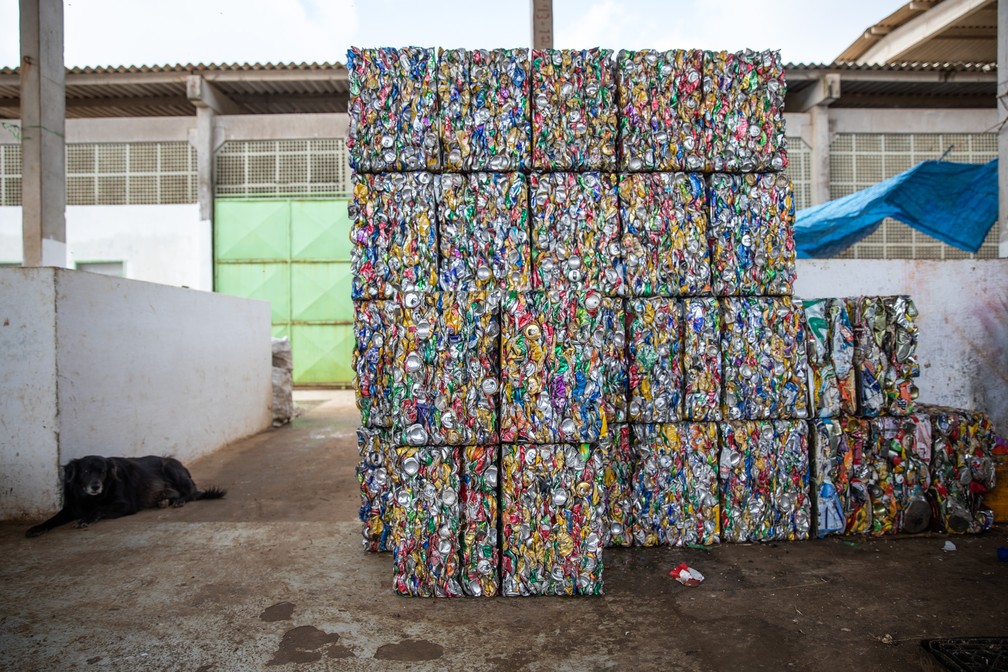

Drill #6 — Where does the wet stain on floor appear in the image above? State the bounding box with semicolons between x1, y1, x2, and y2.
268;625;353;665
374;638;444;661
259;601;295;622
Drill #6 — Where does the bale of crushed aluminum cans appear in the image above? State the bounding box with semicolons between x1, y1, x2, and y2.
803;298;841;418
848;296;920;417
347;47;440;173
838;417;874;534
349;172;438;300
848;297;887;417
830;299;858;415
616;49;707;172
718;420;810;542
708;173;796;296
881;296;920;415
703;49;787;173
439;48;530;172
356;426;396;551
809;418;847;537
875;414;932;534
459;445;500;597
683;297;722;421
619;172;711;297
353;300;397;428
530;172;623;296
601;300;628;424
627;298;683;423
391;291;499;447
438;172;531;292
501;444;605;596
631;423;720;546
531;48;618;171
500;290;607;444
599;424;634;547
720;297;809;420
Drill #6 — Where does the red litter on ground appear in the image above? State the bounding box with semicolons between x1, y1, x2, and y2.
670;563;705;586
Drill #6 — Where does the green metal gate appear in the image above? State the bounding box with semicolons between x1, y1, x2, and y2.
214;198;354;386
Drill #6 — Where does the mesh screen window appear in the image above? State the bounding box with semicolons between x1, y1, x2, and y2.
214;138;351;198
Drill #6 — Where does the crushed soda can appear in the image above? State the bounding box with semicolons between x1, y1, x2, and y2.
619;172;711;297
631;423;720;546
390;446;462;597
703;49;787;173
439;48;530;172
437;172;531;292
627;298;683;423
809;418;848;537
500;444;606;596
353;300;397;428
839;417;874;534
459;445;499;597
708;173;796;297
356;426;396;551
847;297;888;417
499;290;607;444
390;291;500;447
616;49;707;172
599;424;634;547
829;299;858;416
683;297;722;421
863;418;898;536
718;420;810;542
874;414;932;534
349;172;438;300
720;297;809;420
530;172;623;296
347;47;440;173
802;298;841;418
531;48;618;171
881;296;920;415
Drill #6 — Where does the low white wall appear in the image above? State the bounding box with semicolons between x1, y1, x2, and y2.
0;267;272;519
796;259;1008;436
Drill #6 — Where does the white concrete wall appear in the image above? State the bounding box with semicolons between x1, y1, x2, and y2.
0;267;272;519
0;205;210;290
796;259;1008;436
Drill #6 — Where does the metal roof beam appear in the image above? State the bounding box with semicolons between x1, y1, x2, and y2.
786;67;995;84
858;0;993;64
187;75;242;115
789;74;841;111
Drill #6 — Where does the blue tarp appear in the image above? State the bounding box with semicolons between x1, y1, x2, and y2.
794;159;999;258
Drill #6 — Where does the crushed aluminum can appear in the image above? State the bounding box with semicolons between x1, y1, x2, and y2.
500;444;606;596
839;417;874;534
391;291;500;447
829;299;858;416
439;48;530;172
620;172;711;297
353;300;398;428
356;426;396;552
460;445;500;597
347;47;440;173
881;296;920;415
599;424;634;547
703;49;787;173
531;48;618;172
616;49;707;172
708;173;796;297
720;297;809;420
530;172;623;296
632;423;720;546
874;414;932;534
809;418;848;538
627;298;683;423
601;298;628;424
349;172;438;300
847;297;888;417
683;297;722;422
437;172;531;292
802;298;841;418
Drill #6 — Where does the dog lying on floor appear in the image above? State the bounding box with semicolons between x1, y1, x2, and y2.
25;455;226;537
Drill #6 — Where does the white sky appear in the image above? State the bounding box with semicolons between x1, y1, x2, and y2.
0;0;908;69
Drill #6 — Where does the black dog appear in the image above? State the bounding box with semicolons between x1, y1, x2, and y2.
26;455;226;537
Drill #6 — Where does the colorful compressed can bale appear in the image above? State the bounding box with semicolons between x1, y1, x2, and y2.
631;423;720;546
809;418;848;537
874;414;932;534
459;445;499;597
619;172;711;297
863;418;898;536
802;298;841;418
616;49;707;172
501;444;605;596
531;48;618;171
437;172;530;292
439;48;530;172
627;298;683;423
499;290;607;444
347;47;440;172
599;424;634;547
601;299;628;424
708;173;796;297
356;426;396;551
390;446;462;597
530;172;623;296
718;420;810;542
829;298;858;416
881;296;920;415
349;172;438;300
683;297;722;421
720;297;809;420
839;417;874;534
703;49;787;173
353;300;397;428
391;291;499;447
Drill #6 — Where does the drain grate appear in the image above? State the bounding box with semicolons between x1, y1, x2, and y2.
922;638;1008;672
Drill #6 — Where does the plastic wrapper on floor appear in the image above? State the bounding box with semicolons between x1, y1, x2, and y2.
683;297;722;421
627;298;683;423
349;172;438;300
353;300;398;428
531;48;618;171
619;172;711;297
501;444;606;596
631;423;720;546
599;424;634;547
346;47;440;173
459;445;500;597
356;426;397;552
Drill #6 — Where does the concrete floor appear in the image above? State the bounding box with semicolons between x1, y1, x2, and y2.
2;391;1006;671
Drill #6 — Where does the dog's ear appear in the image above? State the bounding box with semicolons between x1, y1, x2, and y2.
63;461;76;483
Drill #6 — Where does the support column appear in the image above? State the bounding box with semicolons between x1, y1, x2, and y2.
194;106;215;290
19;0;66;267
998;0;1007;257
530;0;553;50
809;104;832;206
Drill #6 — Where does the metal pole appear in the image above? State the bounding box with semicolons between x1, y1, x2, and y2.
530;0;553;51
998;0;1007;257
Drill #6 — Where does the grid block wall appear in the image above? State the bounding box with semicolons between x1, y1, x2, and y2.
215;138;352;198
782;137;811;211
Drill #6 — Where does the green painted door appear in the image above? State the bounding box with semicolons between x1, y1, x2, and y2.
215;198;353;386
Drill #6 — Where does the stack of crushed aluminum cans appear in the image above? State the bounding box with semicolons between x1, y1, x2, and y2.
348;46;1000;599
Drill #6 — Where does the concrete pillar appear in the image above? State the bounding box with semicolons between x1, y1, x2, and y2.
194;106;215;290
19;0;67;268
809;104;832;206
998;0;1007;257
530;0;553;50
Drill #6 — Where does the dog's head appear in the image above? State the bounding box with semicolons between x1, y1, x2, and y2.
64;456;118;497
